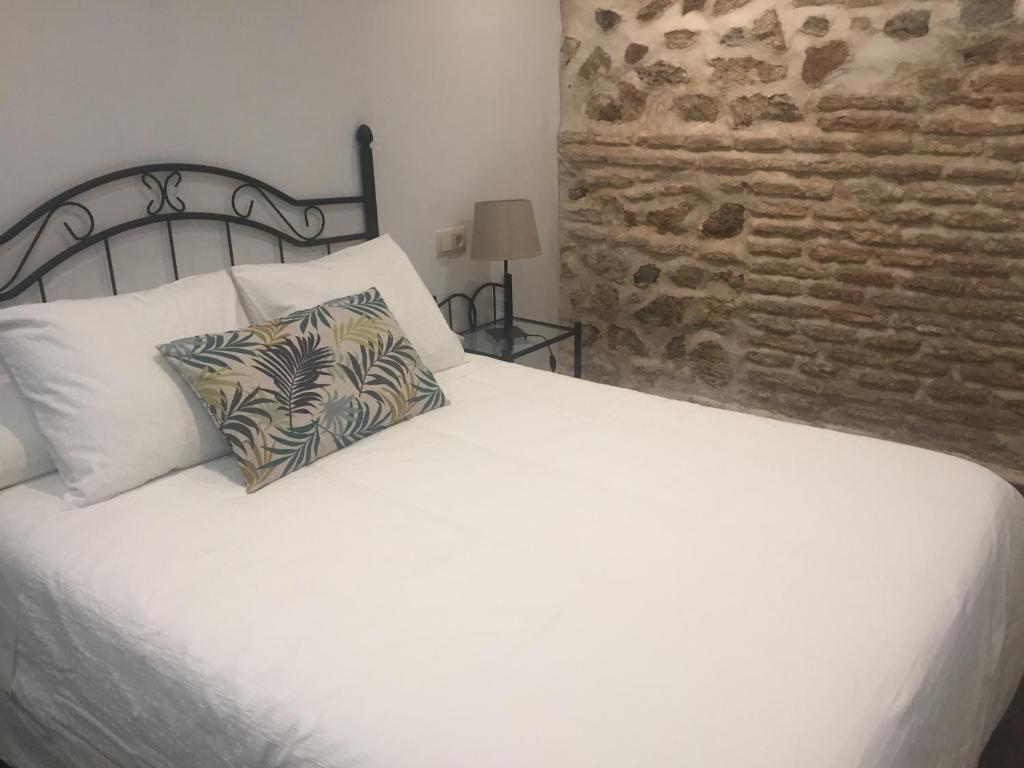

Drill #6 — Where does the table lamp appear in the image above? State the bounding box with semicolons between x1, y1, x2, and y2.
472;199;542;343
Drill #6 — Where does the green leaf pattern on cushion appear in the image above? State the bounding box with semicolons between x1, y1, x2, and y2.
159;288;448;493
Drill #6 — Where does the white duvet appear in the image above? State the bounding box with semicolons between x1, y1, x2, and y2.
1;356;1022;768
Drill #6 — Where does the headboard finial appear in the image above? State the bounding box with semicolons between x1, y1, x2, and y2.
356;124;374;147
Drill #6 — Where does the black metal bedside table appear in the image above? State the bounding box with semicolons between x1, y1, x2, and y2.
461;317;582;377
439;285;583;378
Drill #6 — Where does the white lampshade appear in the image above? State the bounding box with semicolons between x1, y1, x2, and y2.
471;200;542;262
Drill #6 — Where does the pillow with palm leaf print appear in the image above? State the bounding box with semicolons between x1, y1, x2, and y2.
158;288;448;493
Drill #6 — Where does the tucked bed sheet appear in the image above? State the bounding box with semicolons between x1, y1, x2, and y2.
1;356;1022;768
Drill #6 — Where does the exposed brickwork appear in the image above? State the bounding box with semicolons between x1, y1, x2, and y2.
560;0;1024;483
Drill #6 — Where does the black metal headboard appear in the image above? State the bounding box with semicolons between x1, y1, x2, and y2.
0;124;379;303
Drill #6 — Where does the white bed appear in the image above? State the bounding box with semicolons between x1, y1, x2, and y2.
2;354;1022;768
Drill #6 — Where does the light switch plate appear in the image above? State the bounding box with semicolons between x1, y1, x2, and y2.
436;226;467;256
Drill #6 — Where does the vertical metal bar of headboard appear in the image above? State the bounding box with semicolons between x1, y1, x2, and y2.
356;125;379;239
38;278;46;302
277;237;285;264
225;222;235;266
166;221;180;280
103;238;118;295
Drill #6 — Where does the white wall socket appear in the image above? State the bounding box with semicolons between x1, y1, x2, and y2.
436;226;467;256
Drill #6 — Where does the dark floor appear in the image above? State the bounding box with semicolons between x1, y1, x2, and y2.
981;679;1024;767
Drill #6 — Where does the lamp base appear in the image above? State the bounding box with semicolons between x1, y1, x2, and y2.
486;325;528;342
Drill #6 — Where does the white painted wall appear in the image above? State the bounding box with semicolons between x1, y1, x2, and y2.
0;0;562;321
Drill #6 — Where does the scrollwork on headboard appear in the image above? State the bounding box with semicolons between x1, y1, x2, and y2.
0;124;380;303
230;184;327;243
142;172;186;215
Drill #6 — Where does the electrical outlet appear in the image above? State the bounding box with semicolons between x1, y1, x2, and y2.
436;226;467;256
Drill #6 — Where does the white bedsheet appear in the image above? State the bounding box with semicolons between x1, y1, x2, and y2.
1;355;1022;768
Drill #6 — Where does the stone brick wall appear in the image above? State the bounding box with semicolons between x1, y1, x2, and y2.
559;0;1024;483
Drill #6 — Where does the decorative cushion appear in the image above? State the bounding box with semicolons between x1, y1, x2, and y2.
0;271;246;507
230;235;465;373
159;288;448;493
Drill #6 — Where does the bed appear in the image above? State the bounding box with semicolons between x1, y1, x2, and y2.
1;126;1023;768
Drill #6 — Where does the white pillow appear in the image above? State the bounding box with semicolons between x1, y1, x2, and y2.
0;271;248;508
231;235;465;372
0;370;56;490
